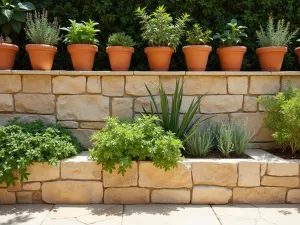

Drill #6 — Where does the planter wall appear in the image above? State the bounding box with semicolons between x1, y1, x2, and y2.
0;150;299;204
1;71;300;149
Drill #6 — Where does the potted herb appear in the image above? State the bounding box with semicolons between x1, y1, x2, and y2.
136;6;189;71
183;24;212;71
61;20;99;71
295;39;300;65
213;19;247;71
25;10;60;70
106;32;135;71
256;17;298;71
0;0;35;70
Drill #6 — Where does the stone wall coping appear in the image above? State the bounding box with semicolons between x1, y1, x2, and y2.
0;70;299;76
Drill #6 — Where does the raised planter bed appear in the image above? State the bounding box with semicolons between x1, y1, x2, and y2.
0;149;299;205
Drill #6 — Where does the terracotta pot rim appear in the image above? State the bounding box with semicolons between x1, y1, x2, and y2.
217;46;247;53
144;46;174;53
106;46;134;53
295;47;300;51
256;46;287;54
68;44;98;53
26;44;57;53
0;43;19;50
183;45;212;49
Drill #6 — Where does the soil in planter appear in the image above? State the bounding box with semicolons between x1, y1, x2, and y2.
184;150;251;159
265;149;300;159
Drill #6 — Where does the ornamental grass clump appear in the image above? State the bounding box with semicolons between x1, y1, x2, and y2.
107;32;135;47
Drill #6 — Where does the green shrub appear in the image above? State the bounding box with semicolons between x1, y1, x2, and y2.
107;32;135;47
256;17;298;47
89;116;183;175
232;122;252;155
216;122;234;157
186;24;212;45
25;10;60;45
0;119;82;187
258;85;300;153
135;5;189;51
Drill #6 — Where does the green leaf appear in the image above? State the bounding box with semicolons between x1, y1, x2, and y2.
1;9;13;21
17;2;35;11
10;19;21;33
0;14;6;24
2;22;11;35
11;10;25;22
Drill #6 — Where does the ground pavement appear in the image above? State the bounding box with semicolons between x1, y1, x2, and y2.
0;204;299;225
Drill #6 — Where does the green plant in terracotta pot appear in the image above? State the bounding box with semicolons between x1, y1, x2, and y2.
136;5;189;71
295;39;300;65
213;19;247;71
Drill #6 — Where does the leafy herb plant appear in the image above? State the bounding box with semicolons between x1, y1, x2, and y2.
213;19;247;47
0;35;11;43
61;19;100;45
186;23;212;45
135;5;190;51
107;32;135;47
25;9;60;45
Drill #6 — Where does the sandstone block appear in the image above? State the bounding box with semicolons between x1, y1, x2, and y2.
15;94;55;114
27;163;60;181
181;96;199;113
70;129;96;149
126;76;159;96
267;162;299;176
200;95;243;113
32;191;42;203
0;94;13;111
16;114;56;124
42;181;103;204
160;76;177;94
102;76;124;96
151;189;190;204
287;189;300;203
238;162;260;187
0;189;16;204
80;122;105;129
139;162;192;188
87;76;101;93
103;162;137;187
243;96;258;112
192;186;232;204
112;98;133;119
192;162;237;186
249;76;280;94
23;182;41;191
57;95;109;121
17;192;33;203
0;75;21;93
282;76;300;90
135;96;172;113
53;76;86;94
261;176;299;188
183;76;226;95
233;187;286;203
104;188;149;204
228;77;248;94
23;75;51;93
58;121;79;129
261;163;267;177
0;182;6;187
7;181;21;191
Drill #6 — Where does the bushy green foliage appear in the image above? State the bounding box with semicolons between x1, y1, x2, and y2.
89;116;183;175
25;9;60;45
135;5;189;51
232;122;252;155
186;23;212;45
213;19;247;47
256;17;298;47
107;32;135;47
61;19;99;45
258;85;300;153
0;119;82;187
216;122;234;157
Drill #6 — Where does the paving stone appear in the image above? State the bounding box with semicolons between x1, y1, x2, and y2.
126;76;159;96
192;186;232;204
200;95;243;113
102;76;124;96
87;76;101;93
261;176;299;188
42;218;84;225
238;162;260;187
228;76;248;94
267;162;299;176
15;94;55;114
183;76;226;95
104;188;150;204
53;76;86;94
27;163;60;181
0;75;21;93
151;189;190;204
23;75;51;93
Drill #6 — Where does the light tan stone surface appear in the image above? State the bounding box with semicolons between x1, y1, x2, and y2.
103;162;137;187
183;76;226;95
180;96;198;113
282;76;300;90
135;96;162;113
102;76;124;96
0;94;13;111
243;96;258;112
53;76;86;94
17;192;33;203
80;122;105;129
0;75;21;93
238;162;260;187
233;187;286;203
267;162;299;176
139;162;192;188
23;182;41;191
15;94;55;114
261;176;299;188
70;129;96;149
287;189;300;203
261;163;267;177
42;181;103;204
192;162;237;186
151;189;190;204
87;76;101;93
57;95;109;121
58;121;78;129
228;77;248;94
200;95;243;113
0;189;16;204
104;188;150;204
23;75;51;93
192;186;232;204
249;76;280;94
7;181;21;191
160;76;177;94
126;76;159;96
27;163;60;182
112;98;133;119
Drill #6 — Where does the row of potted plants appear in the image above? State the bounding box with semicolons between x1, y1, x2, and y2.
1;6;300;71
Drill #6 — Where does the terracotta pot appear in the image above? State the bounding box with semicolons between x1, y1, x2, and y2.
68;44;98;71
295;47;300;65
0;43;19;70
26;44;57;70
106;46;134;71
256;46;287;71
183;45;212;71
217;46;246;71
144;47;174;71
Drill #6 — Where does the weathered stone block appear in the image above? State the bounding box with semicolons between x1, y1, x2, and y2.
287;189;300;203
57;95;109;121
80;122;105;129
23;75;51;93
261;163;267;177
183;76;226;95
192;186;232;204
267;162;299;176
192;162;237;186
181;96;199;113
104;188;149;204
112;98;133;119
139;162;192;188
102;76;124;96
200;95;243;113
7;181;21;191
17;192;33;203
58;121;79;129
70;129;96;149
228;77;248;94
15;94;55;114
282;76;300;90
261;176;299;188
53;76;86;94
135;96;172;113
87;76;101;93
27;163;60;181
0;75;21;93
151;189;190;204
126;76;159;96
249;76;280;94
0;189;16;204
160;76;177;94
0;94;13;111
42;181;103;204
238;162;260;187
23;182;41;191
243;96;258;112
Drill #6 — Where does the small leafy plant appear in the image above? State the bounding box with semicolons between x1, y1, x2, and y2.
107;32;135;47
61;19;100;45
25;10;60;45
135;5;190;51
213;19;247;47
186;23;212;45
0;35;11;43
89;116;183;175
216;122;234;157
256;17;298;47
